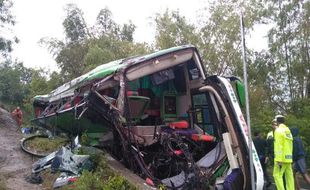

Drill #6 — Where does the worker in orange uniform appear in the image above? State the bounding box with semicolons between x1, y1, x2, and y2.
11;106;23;127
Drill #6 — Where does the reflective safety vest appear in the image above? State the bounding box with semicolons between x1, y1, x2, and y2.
274;124;293;163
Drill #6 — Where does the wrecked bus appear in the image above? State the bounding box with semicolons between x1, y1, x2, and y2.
32;45;264;189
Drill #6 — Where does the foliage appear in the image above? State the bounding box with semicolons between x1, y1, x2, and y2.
199;0;265;75
63;4;89;43
41;5;150;81
0;61;26;105
0;0;16;58
154;10;200;49
94;8;119;39
74;171;105;190
102;175;137;190
74;154;137;190
28;70;50;96
55;42;89;79
264;0;310;111
47;71;65;90
80;131;90;146
285;99;310;164
0;60;63;123
75;171;137;190
153;0;264;76
84;37;150;72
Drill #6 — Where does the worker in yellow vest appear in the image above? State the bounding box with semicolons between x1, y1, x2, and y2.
273;115;294;190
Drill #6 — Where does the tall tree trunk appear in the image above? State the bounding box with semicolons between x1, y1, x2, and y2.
278;0;294;101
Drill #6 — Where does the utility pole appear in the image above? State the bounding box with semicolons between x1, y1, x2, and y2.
240;13;255;190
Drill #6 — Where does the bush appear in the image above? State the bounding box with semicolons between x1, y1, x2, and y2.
103;175;137;190
73;154;137;190
74;171;105;190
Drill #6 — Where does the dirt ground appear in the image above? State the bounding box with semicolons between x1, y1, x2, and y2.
0;108;41;190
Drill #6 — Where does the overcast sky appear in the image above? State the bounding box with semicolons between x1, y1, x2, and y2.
11;0;269;71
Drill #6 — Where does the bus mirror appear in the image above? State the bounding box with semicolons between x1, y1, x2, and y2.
236;80;245;107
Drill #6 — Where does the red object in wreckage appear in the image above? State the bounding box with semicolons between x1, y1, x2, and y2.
68;177;78;182
127;91;139;96
168;120;189;129
145;177;155;187
174;150;184;156
191;134;215;142
34;107;42;118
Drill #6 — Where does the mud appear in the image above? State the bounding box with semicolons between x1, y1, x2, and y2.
0;108;41;190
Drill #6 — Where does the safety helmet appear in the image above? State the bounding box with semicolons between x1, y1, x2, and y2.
275;115;285;123
275;115;284;119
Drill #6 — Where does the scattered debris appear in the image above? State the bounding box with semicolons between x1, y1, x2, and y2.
28;142;92;189
52;172;78;189
25;173;43;184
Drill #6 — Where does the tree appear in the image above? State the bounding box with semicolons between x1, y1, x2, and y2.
42;5;149;80
153;1;265;75
261;1;310;160
94;8;119;37
154;10;200;50
265;0;310;111
55;42;89;79
198;0;265;75
84;37;150;72
0;61;32;105
63;4;89;43
94;8;136;42
40;4;90;80
120;22;136;42
47;71;65;90
0;0;16;58
248;51;277;132
0;62;22;104
28;70;49;97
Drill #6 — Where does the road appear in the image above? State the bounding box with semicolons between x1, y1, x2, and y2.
0;108;41;190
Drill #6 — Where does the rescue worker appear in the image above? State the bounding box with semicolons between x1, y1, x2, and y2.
290;127;310;189
253;131;271;187
273;115;294;190
11;106;23;127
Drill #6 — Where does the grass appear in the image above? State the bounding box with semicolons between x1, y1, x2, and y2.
73;154;138;190
41;170;60;190
0;173;7;190
24;136;68;154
